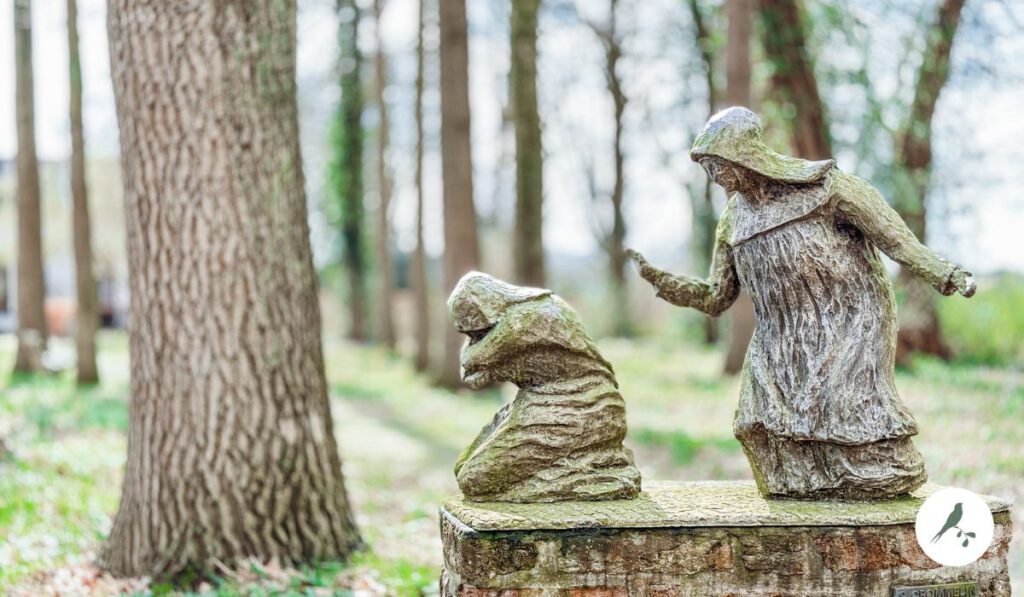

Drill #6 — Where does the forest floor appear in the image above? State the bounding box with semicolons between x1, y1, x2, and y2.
0;331;1021;595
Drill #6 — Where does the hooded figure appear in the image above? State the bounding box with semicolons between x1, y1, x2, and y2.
630;107;975;500
448;272;641;502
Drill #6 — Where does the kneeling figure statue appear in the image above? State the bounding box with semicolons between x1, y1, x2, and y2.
448;272;641;503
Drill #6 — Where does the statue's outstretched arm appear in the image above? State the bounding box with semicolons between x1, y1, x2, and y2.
834;172;975;297
627;235;740;317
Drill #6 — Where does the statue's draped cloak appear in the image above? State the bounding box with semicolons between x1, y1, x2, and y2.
727;171;918;446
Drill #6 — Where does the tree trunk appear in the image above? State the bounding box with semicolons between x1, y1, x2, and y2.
757;0;831;160
602;0;632;337
511;0;545;287
725;0;753;108
101;0;361;578
68;0;99;384
335;0;368;342
438;0;480;387
893;0;965;364
687;0;719;344
722;0;757;374
412;0;430;372
13;0;46;374
373;0;396;349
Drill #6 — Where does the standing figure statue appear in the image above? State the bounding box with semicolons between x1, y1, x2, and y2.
629;107;976;500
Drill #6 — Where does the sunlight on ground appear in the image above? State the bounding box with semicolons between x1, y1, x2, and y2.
0;331;1021;595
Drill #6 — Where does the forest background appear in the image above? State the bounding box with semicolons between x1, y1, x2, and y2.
0;0;1022;594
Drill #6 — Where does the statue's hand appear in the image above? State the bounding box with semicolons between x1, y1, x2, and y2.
626;249;658;283
952;268;977;298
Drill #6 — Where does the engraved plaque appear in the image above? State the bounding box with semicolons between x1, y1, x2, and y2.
892;581;979;597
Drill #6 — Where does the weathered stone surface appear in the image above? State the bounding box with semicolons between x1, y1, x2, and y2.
447;272;641;503
444;481;1009;531
629;106;977;500
440;481;1013;596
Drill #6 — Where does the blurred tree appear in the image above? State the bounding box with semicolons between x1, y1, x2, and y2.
511;0;546;287
725;0;753;110
758;0;831;159
592;0;632;337
438;0;480;387
13;0;47;374
722;0;757;375
101;0;361;577
67;0;99;384
329;0;369;342
686;0;721;344
412;0;430;372
373;0;396;349
893;0;966;363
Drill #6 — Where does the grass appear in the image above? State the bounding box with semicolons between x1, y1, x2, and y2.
939;273;1024;367
1;330;1022;594
630;428;741;465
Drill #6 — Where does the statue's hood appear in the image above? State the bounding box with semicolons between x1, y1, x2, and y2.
448;271;550;334
691;107;835;184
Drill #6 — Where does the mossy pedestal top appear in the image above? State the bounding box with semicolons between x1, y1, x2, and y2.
444;480;1011;532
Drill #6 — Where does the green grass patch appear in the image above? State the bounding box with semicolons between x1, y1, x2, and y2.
631;428;741;465
0;433;124;591
939;273;1024;367
349;550;436;597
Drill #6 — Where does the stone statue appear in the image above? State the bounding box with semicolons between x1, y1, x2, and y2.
629;107;976;500
448;272;641;502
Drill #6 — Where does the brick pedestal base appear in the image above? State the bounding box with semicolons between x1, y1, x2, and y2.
439;481;1012;596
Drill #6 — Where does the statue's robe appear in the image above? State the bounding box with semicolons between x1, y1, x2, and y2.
650;167;961;499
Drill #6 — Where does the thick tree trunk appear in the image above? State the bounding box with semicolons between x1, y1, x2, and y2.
688;0;719;344
893;0;965;363
438;0;480;387
101;0;361;578
757;0;831;160
511;0;545;288
336;0;369;342
373;0;396;349
722;0;757;374
412;0;430;372
13;0;47;374
68;0;99;384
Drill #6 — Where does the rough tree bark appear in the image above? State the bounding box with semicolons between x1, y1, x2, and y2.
687;0;720;344
511;0;545;287
893;0;966;363
335;0;369;342
101;0;361;578
373;0;396;349
438;0;480;387
13;0;47;374
722;0;757;374
412;0;430;372
68;0;99;384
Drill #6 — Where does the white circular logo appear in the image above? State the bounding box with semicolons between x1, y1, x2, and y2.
914;487;994;567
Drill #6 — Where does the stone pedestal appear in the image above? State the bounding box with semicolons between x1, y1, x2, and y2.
440;481;1012;596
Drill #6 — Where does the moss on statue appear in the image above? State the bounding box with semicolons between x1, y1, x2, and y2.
447;272;641;502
